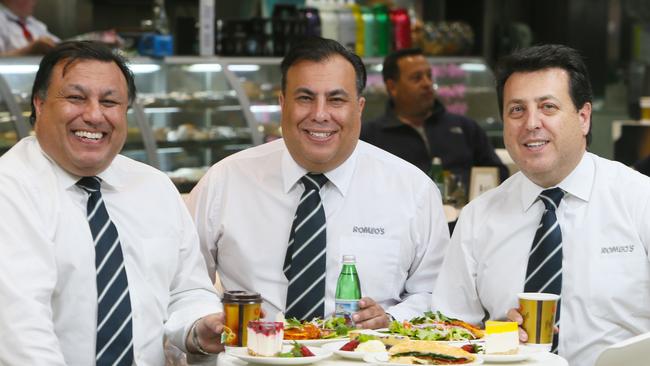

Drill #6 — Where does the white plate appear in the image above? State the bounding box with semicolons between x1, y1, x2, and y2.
363;352;483;365
226;346;332;365
479;345;543;363
282;337;347;346
321;340;386;360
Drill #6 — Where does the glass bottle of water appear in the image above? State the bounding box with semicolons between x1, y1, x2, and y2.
428;157;445;198
335;255;361;326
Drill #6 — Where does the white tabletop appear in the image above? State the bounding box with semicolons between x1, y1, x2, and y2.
214;351;568;366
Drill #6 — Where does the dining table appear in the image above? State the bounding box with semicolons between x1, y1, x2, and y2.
211;348;569;366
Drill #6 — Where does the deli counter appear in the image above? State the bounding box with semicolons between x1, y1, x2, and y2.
0;56;500;192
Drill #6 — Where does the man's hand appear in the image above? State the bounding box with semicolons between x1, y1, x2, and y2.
506;308;528;342
506;307;559;343
186;312;226;355
351;297;390;329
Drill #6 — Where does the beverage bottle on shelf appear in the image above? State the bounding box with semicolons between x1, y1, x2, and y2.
348;0;364;56
390;7;411;50
361;6;376;57
300;7;322;37
337;0;356;52
335;255;362;326
152;0;170;35
428;157;445;199
317;0;339;41
372;3;391;56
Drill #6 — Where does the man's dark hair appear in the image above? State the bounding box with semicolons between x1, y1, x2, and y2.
381;48;424;83
495;44;593;145
280;37;366;97
30;41;136;125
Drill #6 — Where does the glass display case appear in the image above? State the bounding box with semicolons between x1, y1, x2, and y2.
0;60;35;154
0;56;500;191
130;57;260;192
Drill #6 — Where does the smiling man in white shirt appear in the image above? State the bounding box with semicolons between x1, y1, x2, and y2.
187;37;449;329
432;44;650;366
0;41;224;365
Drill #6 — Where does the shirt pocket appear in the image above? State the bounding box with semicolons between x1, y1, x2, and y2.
338;236;402;301
588;254;650;318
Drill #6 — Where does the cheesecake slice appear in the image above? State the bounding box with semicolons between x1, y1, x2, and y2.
246;321;284;357
485;320;519;354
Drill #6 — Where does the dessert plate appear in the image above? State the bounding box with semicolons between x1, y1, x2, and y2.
363;352;484;365
282;337;347;346
226;346;332;365
321;340;384;360
479;345;543;363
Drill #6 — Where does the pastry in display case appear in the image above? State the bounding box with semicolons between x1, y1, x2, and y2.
226;59;284;143
0;61;35;153
0;92;21;152
131;58;260;192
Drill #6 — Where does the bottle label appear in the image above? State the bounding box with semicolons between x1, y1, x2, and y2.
335;299;360;326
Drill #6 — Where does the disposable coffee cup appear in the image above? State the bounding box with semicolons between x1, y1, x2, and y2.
222;290;262;346
518;292;560;350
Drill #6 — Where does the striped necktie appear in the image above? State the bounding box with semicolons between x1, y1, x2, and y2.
284;173;328;320
77;177;134;366
524;187;565;353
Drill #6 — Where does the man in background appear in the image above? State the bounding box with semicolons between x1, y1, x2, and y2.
187;37;449;329
0;0;59;56
0;41;224;365
361;48;508;189
432;44;650;366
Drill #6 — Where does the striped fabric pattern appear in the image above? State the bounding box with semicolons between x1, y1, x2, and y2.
283;173;328;320
77;177;134;366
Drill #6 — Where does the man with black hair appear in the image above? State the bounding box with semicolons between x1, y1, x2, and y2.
187;37;449;329
361;48;508;189
432;44;650;366
0;41;224;365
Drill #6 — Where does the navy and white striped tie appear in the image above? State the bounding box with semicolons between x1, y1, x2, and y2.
283;173;328;320
77;177;134;366
525;187;565;353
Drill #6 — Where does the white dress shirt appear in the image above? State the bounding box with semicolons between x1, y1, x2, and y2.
0;3;59;53
0;137;220;365
186;139;450;321
432;152;650;366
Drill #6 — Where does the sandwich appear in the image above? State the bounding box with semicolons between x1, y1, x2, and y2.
388;340;477;365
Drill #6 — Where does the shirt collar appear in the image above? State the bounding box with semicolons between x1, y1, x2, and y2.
520;151;594;211
34;137;125;192
281;140;359;197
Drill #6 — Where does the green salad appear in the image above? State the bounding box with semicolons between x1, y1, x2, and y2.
386;311;482;341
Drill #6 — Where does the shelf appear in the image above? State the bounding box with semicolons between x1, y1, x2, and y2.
156;137;252;150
